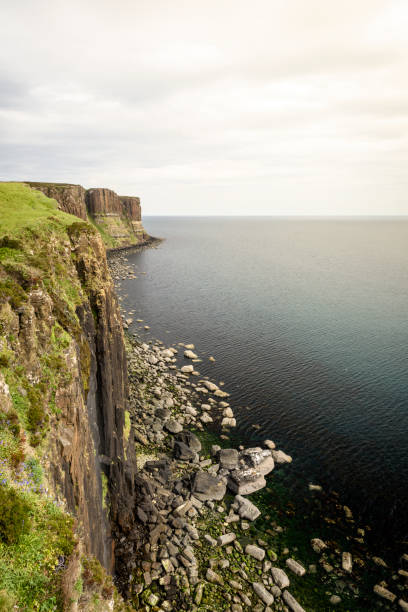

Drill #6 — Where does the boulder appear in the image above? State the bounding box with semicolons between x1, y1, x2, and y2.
174;431;202;453
282;590;306;612
311;538;327;553
164;419;183;434
173;441;197;462
217;533;236;546
192;471;227;501
202;380;219;392
286;558;306;577
252;583;274;606
245;544;265;561
221;417;236;427
271;567;290;589
184;350;198;359
234;495;261;521
240;447;274;475
218;448;239;470
228;468;266;495
272;449;292;464
181;365;194;373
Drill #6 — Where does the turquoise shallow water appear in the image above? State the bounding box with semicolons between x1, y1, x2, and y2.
120;216;408;542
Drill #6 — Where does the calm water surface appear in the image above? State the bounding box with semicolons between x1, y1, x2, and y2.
120;217;408;543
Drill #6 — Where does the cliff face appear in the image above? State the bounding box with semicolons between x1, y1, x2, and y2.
27;182;87;220
0;183;138;606
27;182;149;249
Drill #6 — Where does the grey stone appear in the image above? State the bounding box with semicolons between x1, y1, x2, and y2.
245;544;265;561
164;419;183;434
272;449;292;464
219;448;239;470
173;441;197;462
234;494;261;521
286;558;306;576
282;590;306;612
174;431;202;453
252;583;274;606
373;585;396;603
240;447;275;475
206;568;224;585
192;471;227;501
228;468;266;495
217;533;236;546
271;567;290;589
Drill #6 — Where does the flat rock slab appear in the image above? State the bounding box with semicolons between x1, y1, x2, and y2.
252;583;274;606
192;471;227;501
271;567;290;589
286;558;306;576
282;590;306;612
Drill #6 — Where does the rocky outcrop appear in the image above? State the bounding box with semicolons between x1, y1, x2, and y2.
27;182;149;248
27;182;87;220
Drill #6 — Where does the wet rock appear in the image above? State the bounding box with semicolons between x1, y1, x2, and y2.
184;350;198;359
245;544;265;561
282;590;306;612
202;380;219;392
192;471;227;501
252;583;274;606
271;567;290;589
286;558;306;576
181;365;194;373
221;417;237;427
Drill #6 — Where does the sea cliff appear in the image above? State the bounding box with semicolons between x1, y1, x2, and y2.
27;182;149;249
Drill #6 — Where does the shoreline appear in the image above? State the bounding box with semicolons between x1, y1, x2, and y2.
109;252;407;611
107;234;163;255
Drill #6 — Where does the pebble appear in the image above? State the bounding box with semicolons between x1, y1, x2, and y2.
252;583;274;606
286;558;306;576
245;544;265;561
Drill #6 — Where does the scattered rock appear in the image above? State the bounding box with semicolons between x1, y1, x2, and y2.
286;558;306;576
192;471;226;501
271;567;290;589
373;585;396;603
252;583;274;606
245;544;265;561
282;590;306;612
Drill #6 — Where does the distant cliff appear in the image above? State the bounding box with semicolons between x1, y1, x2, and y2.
27;182;149;249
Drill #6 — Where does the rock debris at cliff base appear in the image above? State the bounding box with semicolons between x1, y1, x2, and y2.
109;254;407;612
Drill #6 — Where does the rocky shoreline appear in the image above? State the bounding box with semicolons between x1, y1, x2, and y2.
108;253;408;612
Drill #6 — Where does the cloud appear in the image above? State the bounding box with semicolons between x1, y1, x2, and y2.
0;0;407;214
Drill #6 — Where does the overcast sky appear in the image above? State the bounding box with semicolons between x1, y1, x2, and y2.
0;0;407;215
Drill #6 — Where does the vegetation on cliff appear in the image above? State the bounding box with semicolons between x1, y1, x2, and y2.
0;183;130;610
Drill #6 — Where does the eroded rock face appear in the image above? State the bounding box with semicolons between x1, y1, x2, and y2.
86;188;123;215
120;196;141;221
27;182;87;220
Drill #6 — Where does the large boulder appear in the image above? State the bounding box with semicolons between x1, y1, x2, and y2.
192;471;227;501
234;494;261;521
218;448;239;470
174;431;202;453
228;468;266;495
240;447;274;475
173;441;197;462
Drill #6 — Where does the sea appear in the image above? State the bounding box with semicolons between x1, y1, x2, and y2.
119;216;408;547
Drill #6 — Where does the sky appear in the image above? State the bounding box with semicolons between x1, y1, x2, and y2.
0;0;407;215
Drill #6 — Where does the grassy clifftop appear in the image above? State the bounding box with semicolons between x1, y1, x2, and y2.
0;183;129;611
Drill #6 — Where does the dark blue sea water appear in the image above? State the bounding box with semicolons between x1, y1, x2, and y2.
119;217;408;542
